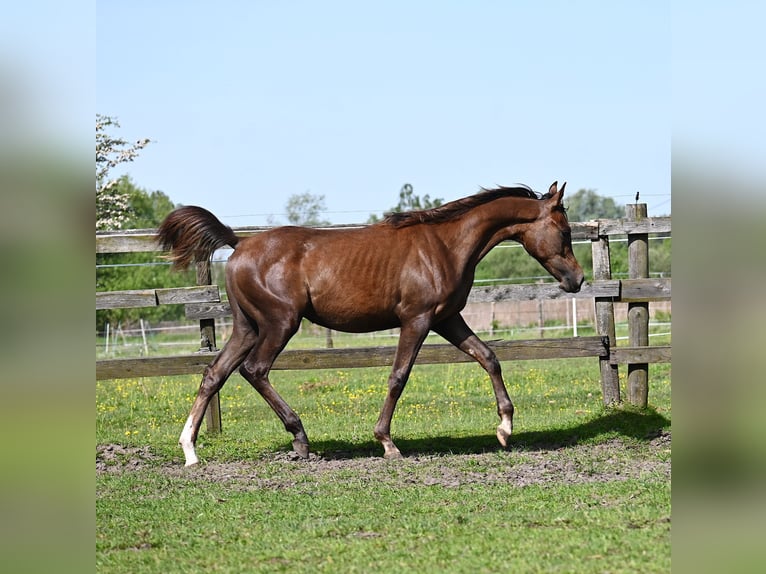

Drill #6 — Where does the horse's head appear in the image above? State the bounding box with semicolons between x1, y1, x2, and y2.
518;181;585;293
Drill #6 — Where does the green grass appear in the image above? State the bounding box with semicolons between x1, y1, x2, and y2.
97;355;671;573
97;474;669;573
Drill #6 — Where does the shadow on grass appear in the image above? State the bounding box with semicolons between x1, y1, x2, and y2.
310;407;671;460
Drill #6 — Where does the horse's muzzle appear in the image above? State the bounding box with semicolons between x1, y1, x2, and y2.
559;271;585;293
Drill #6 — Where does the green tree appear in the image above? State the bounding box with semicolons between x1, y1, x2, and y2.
650;237;671;277
391;183;443;212
97;177;195;330
474;244;559;284
368;183;444;223
564;188;623;221
125;183;177;229
96;114;151;230
280;192;330;226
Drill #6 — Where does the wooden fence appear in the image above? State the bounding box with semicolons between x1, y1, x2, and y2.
97;206;671;432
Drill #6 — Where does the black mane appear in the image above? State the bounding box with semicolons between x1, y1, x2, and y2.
382;185;548;228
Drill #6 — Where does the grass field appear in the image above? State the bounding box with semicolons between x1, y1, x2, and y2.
97;335;671;573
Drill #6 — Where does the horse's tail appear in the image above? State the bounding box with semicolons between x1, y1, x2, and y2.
156;206;239;269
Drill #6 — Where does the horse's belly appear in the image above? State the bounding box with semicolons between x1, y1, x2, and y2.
305;310;400;333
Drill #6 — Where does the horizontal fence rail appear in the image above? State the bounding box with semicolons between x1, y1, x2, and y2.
178;279;671;321
97;337;609;380
96;285;221;310
96;217;671;253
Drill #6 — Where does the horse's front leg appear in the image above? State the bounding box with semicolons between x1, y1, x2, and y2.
434;314;514;448
374;318;431;459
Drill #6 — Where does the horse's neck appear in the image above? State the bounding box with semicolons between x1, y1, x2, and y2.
443;197;542;265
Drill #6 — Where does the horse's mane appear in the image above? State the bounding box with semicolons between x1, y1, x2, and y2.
381;185;550;228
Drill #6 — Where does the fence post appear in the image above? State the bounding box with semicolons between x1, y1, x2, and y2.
537;279;545;338
626;203;649;407
571;297;578;337
591;235;620;405
196;260;222;433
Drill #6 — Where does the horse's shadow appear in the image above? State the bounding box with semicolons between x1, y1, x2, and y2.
309;408;671;460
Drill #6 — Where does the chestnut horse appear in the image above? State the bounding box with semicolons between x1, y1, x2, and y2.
157;181;584;466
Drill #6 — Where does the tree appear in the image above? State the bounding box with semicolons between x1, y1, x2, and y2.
96;177;194;330
564;188;623;221
368;183;444;223
391;183;443;212
96;114;151;230
276;192;331;226
122;179;177;229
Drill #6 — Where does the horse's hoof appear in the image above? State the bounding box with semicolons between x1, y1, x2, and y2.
496;426;512;449
292;440;310;459
182;452;200;467
383;449;403;460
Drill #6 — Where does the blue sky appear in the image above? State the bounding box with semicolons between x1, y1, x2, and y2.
671;2;766;187
97;1;671;225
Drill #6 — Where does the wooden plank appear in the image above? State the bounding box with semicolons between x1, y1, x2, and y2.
97;287;220;310
185;302;231;320
96;232;160;254
96;218;669;255
188;280;623;319
485;337;606;361
156;285;220;305
96;290;156;310
97;224;601;253
597;216;671;236
474;278;669;304
97;353;217;379
620;278;671;301
610;346;671;365
468;280;619;303
96;225;355;253
570;221;600;240
113;278;669;318
185;279;642;319
96;336;606;380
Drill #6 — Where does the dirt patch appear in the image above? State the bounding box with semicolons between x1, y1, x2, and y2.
97;430;670;489
96;443;161;474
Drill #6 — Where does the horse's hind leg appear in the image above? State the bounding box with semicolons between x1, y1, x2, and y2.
179;328;255;466
434;314;514;448
238;321;310;458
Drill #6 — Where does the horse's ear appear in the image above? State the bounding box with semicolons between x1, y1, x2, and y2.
548;181;566;204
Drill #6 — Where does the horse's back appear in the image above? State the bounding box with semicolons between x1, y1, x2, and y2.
230;225;391;269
